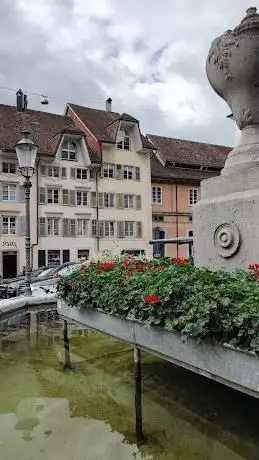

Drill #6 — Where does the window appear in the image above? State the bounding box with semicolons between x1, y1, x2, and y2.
2;184;16;201
102;163;115;178
61;139;77;161
153;215;164;222
47;166;59;178
104;193;115;208
77;219;89;236
47;217;59;236
47;189;59;204
2;216;16;235
76;168;88;180
152;186;162;204
124;194;134;209
125;221;135;237
2;162;16;174
104;221;115;237
76;191;88;206
78;249;89;259
123;165;133;180
48;250;60;266
117;136;130;150
189;189;199;206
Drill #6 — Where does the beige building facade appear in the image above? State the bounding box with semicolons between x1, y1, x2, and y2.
0;96;153;278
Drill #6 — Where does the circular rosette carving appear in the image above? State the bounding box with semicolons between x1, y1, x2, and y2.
214;223;240;258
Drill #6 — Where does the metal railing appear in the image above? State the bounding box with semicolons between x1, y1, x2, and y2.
149;237;194;261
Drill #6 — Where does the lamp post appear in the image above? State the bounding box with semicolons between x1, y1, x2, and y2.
15;131;37;296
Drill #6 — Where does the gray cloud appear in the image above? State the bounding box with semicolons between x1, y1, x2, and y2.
0;0;251;147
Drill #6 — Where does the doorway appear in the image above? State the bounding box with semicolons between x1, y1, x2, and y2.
2;251;17;279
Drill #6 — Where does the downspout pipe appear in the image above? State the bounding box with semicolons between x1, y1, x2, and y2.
31;158;39;268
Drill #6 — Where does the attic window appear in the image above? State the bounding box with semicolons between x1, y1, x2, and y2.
61;139;77;161
117;135;130;151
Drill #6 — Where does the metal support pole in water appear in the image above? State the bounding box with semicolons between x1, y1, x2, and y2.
134;347;143;441
63;320;72;369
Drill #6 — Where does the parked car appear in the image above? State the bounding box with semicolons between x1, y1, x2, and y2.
31;262;82;295
0;261;82;298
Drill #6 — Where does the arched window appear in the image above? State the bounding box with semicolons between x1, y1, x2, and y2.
61;139;77;161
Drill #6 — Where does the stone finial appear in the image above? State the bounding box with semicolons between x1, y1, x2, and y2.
246;7;257;16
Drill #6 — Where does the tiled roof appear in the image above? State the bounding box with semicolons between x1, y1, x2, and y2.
151;155;222;183
0;104;77;155
148;134;231;168
119;113;139;123
68;103;154;152
68;104;120;143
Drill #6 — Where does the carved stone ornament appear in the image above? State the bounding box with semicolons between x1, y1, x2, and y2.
206;7;259;131
214;223;240;258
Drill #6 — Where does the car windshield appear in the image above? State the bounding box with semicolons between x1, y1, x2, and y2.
58;264;81;276
37;268;54;278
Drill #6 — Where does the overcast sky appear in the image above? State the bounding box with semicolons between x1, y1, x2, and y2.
0;1;252;146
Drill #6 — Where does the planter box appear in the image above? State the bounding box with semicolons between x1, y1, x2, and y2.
58;300;259;399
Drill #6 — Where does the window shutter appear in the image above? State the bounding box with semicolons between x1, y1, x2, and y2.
38;250;46;267
70;168;75;179
116;164;123;180
136;195;142;210
0;185;2;202
98;192;104;208
63;219;69;237
70;219;76;237
98;220;104;237
63;249;70;263
39;188;46;204
90;169;95;180
69;190;76;206
136;221;142;238
117;221;125;238
39;165;46;176
17;216;26;236
135;167;140;181
39;218;46;236
116;193;124;209
18;185;25;203
62;189;69;205
61;167;66;178
91;220;97;237
90;192;97;207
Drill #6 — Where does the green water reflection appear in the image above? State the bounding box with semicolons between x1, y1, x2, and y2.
0;309;259;459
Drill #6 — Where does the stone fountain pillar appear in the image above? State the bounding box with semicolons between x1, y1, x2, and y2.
194;7;259;270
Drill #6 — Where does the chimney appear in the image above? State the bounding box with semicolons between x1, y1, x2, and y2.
106;97;112;112
16;89;27;112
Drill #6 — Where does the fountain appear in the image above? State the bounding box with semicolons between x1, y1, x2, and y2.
194;7;259;269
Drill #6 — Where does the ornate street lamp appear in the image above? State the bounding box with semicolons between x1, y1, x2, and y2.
15;130;37;296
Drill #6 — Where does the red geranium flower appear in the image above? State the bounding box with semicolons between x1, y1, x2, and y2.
53;273;60;278
144;294;161;304
171;257;188;264
80;264;87;270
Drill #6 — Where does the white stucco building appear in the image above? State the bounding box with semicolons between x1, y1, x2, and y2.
0;94;154;277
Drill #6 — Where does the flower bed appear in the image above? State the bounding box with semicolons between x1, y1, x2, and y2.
57;257;259;355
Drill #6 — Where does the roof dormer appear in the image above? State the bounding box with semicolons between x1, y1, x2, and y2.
56;127;91;166
116;114;142;152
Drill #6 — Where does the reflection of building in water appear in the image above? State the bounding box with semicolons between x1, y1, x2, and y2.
0;398;146;459
0;308;90;356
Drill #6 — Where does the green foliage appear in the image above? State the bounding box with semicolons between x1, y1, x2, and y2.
57;257;259;354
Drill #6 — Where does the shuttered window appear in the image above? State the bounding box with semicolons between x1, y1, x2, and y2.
2;216;16;235
39;218;46;236
63;219;76;237
39;188;46;204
